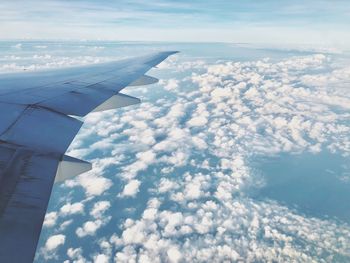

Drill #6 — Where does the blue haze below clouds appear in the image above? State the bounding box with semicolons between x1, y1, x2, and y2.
0;41;349;262
252;151;350;224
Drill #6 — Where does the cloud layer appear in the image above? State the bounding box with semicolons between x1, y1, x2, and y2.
7;45;347;262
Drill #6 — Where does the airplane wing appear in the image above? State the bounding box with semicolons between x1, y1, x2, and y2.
0;51;177;263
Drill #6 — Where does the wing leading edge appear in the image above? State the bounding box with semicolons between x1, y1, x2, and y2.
0;51;177;262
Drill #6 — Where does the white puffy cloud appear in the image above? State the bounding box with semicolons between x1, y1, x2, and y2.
211;87;232;100
94;254;110;263
66;172;112;197
137;150;156;164
105;53;350;262
120;180;141;198
163;78;179;91
158;178;179;193
167;247;182;263
187;116;207;127
43;212;58;228
122;150;157;180
45;234;66;251
67;247;85;261
90;201;111;219
60;202;84;216
76;220;103;238
34;51;350;262
191;136;207;150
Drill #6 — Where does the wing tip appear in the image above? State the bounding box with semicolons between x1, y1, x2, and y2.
163;51;179;56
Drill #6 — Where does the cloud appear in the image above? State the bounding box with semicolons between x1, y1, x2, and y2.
45;234;65;251
76;220;104;238
167;247;182;263
59;219;73;231
105;53;350;262
121;144;157;180
114;246;138;263
2;1;350;47
90;201;111;219
187;116;208;127
43;212;58;228
94;254;110;263
67;247;86;262
158;178;179;194
12;43;22;49
120;180;141;198
60;202;84;216
31;49;350;262
66;172;113;197
163;78;179;91
0;54;112;74
111;192;350;261
182;172;209;200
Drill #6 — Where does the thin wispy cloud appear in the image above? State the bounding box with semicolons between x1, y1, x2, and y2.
1;1;350;47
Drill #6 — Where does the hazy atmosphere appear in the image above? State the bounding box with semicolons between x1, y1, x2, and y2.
1;0;350;47
0;1;349;263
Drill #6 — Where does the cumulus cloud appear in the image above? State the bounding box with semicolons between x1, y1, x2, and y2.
167;247;182;263
163;78;179;91
45;234;65;251
43;212;58;228
67;247;86;262
187;116;207;127
33;50;350;262
66;172;112;196
120;180;141;198
106;53;350;262
90;201;111;219
76;220;105;237
158;178;179;193
122;149;157;180
94;254;110;263
60;202;84;216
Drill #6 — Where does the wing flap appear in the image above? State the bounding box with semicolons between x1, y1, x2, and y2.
0;103;26;134
38;86;115;116
0;106;82;153
0;146;59;263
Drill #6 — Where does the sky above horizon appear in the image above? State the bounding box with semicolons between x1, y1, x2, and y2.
1;1;350;48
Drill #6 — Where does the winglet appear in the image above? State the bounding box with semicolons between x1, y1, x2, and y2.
55;155;92;183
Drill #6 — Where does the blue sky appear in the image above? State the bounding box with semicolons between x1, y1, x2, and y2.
1;0;350;46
